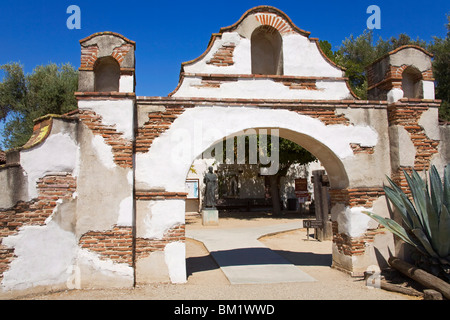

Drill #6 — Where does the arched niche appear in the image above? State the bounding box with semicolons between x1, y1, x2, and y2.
94;56;120;92
251;25;283;75
402;66;423;99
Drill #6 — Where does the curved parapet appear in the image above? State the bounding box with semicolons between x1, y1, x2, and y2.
1;114;80;202
170;6;354;101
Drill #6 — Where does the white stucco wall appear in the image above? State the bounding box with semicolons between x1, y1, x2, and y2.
135;106;378;192
173;77;353;100
137;200;185;239
164;242;187;284
1;221;78;291
176;25;351;100
78;100;134;140
119;75;134;93
20;132;79;200
282;34;343;77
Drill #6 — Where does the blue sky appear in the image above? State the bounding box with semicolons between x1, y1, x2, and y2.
0;0;448;98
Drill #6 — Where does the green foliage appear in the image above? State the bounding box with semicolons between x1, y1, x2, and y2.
322;13;450;119
428;14;450;121
223;134;316;176
0;62;78;149
364;165;450;281
276;137;316;176
331;30;427;100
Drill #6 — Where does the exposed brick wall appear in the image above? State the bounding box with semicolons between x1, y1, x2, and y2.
388;102;440;171
206;44;236;66
350;143;375;155
80;43;133;70
292;107;350;126
254;13;294;35
135;106;186;153
135;224;185;261
274;78;318;90
112;44;134;66
332;221;385;257
367;63;434;92
78;226;133;266
78;109;133;168
330;188;386;258
329;188;385;208
388;101;440;191
80;45;99;69
0;173;76;281
191;77;238;89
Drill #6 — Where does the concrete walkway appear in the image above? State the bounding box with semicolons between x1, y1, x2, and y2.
186;222;317;284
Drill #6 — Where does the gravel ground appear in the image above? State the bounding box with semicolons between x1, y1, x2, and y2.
9;212;420;300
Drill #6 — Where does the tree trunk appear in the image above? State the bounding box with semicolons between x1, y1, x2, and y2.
269;175;282;216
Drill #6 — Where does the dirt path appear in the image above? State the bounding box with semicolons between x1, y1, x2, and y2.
12;212;419;300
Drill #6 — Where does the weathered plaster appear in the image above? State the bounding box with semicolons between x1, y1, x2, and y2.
331;196;387;238
78;100;134;140
0;166;28;209
389;125;416;168
91;135;116;169
117;196;133;227
75;248;134;288
419;107;440;140
387;88;404;104
119;75;134;93
174;77;352;101
389;48;432;71
136;106;377;192
136;200;185;239
282;34;343;77
20;132;79;200
184;32;250;75
135;251;170;283
164;241;187;284
1;222;78;291
422;81;435;100
75;125;132;237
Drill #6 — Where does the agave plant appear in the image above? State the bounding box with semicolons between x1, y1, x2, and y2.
364;165;450;281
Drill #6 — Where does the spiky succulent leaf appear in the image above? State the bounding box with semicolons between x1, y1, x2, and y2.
444;165;450;211
363;211;419;248
437;204;450;258
411;228;440;259
429;165;443;218
405;169;432;238
369;165;450;263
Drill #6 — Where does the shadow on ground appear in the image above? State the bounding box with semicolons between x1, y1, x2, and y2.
186;247;331;278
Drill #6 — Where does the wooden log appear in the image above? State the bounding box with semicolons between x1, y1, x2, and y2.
423;289;443;300
380;280;424;297
389;257;450;300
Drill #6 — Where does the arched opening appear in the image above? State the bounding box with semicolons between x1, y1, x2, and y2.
94;56;120;92
251;25;284;75
184;127;347;284
402;66;423;99
133;106;374;284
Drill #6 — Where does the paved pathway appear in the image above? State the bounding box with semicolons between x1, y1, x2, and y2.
186;222;317;284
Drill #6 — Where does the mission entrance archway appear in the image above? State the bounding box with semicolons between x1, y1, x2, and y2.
0;6;444;294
